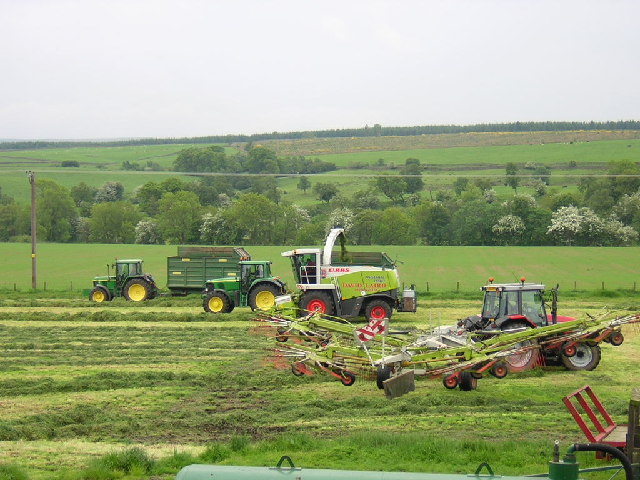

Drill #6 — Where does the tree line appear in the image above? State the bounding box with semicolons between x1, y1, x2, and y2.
1;146;639;247
2;120;639;150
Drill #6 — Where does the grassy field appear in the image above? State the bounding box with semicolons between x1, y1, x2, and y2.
1;133;639;205
1;242;639;295
308;139;640;168
0;293;638;479
0;143;225;202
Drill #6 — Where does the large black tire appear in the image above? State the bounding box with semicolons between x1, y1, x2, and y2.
500;320;539;372
89;286;111;303
561;343;601;371
459;371;478;391
299;291;335;316
203;291;233;313
123;279;151;302
248;283;281;311
376;366;392;390
365;299;392;322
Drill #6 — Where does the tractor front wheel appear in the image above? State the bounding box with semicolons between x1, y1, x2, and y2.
123;279;151;302
89;286;110;303
561;343;601;371
365;299;392;322
248;284;281;311
299;291;335;316
203;291;233;314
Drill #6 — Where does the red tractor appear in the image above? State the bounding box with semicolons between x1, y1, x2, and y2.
460;278;607;372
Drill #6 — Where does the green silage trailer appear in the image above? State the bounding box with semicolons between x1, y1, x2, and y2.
166;246;251;295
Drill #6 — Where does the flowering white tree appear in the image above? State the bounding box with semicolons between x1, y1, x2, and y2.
547;206;583;245
199;211;233;244
483;189;498;204
547;206;638;245
613;191;640;225
135;220;162;244
326;207;355;234
492;215;525;245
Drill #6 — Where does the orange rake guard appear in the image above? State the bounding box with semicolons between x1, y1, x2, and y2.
562;385;628;457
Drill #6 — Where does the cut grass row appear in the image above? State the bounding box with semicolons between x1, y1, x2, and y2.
0;299;638;478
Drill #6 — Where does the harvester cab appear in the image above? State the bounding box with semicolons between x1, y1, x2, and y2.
202;260;287;313
89;259;158;302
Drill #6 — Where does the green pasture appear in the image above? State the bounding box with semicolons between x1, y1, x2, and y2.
1;242;639;294
0;143;231;202
314;139;640;168
1;136;637;204
0;143;239;169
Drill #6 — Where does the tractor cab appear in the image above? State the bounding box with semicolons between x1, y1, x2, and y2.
461;278;572;332
115;259;143;281
240;261;270;288
480;281;548;328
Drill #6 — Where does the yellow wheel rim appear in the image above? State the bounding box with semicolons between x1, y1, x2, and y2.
128;284;146;301
208;296;224;312
255;290;275;310
93;290;105;302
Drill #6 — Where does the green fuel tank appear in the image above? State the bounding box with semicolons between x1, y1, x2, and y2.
176;464;533;480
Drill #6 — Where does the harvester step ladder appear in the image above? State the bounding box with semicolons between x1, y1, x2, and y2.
562;385;628;454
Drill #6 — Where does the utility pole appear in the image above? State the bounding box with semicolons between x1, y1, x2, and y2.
27;171;37;290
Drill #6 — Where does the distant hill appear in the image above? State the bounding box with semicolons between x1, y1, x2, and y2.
1;120;639;151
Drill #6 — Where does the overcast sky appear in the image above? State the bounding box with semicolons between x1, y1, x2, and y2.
1;0;639;140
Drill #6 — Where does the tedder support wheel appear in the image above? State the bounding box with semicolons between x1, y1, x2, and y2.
248;283;281;311
561;343;601;371
340;371;356;386
365;299;392;322
89;286;110;302
489;362;509;379
459;371;477;391
443;374;459;390
299;291;335;316
203;291;233;313
123;279;151;302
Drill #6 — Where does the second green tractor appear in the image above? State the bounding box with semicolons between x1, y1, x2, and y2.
202;260;286;313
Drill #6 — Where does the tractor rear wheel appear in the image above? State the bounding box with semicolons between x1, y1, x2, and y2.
299;291;335;316
89;286;110;302
365;300;392;322
561;343;601;371
500;320;539;372
203;291;232;313
123;279;151;302
248;284;281;311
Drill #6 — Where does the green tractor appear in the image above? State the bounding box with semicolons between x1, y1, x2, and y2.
89;259;158;302
202;260;286;313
